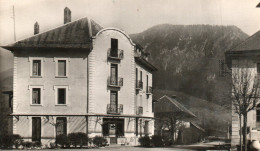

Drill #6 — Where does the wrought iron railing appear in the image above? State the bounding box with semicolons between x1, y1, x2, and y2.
136;106;143;115
146;86;153;94
107;76;123;87
107;104;123;114
107;48;124;60
136;81;143;89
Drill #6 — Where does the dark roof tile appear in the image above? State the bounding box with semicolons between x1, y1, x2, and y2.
2;17;103;50
229;30;260;52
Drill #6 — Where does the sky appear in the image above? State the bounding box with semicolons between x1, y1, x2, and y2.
0;0;260;72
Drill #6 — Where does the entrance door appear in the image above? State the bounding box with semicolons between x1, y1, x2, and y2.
102;118;124;144
32;117;41;142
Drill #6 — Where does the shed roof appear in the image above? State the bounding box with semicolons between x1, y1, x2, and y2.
190;122;205;132
228;30;260;52
2;17;103;51
154;95;196;118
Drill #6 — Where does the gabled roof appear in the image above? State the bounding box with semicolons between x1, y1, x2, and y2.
190;122;205;132
2;17;103;51
154;95;196;118
228;30;260;52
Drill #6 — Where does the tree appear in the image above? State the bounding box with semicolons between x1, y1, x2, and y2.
155;112;188;144
231;67;260;151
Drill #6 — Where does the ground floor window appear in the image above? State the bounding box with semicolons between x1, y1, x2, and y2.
56;117;67;136
32;117;41;142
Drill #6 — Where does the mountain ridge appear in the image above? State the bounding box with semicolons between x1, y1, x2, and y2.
130;24;248;107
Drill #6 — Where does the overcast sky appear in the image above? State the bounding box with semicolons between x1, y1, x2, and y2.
0;0;260;45
0;0;260;72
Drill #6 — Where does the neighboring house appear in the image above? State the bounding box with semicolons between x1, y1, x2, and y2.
153;95;204;144
1;7;157;146
225;30;260;147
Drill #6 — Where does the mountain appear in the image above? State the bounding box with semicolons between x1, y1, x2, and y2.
130;24;248;108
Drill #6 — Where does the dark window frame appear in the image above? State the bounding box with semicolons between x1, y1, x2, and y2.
257;63;260;74
58;60;67;77
56;117;67;136
32;60;41;76
57;88;66;104
111;38;118;57
32;88;41;104
32;117;41;142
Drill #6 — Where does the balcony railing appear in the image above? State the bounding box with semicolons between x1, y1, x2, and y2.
146;86;153;94
136;106;143;115
136;81;143;90
107;77;123;87
107;104;123;114
107;48;124;60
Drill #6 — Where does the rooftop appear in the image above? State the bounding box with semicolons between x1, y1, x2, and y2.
228;30;260;53
2;17;103;51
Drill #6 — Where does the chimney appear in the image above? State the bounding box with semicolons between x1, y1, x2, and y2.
64;7;71;24
34;22;39;35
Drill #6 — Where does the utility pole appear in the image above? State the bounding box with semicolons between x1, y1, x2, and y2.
12;5;16;42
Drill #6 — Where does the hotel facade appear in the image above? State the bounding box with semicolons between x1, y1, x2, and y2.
1;7;157;146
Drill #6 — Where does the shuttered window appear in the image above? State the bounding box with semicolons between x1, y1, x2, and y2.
58;88;66;104
56;117;67;136
58;60;66;76
32;60;41;76
32;88;41;104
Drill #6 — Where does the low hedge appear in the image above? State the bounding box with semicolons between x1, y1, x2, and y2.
0;134;22;149
93;136;107;147
139;135;151;147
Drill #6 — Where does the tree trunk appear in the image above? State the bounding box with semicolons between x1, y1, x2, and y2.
243;113;248;151
239;115;242;151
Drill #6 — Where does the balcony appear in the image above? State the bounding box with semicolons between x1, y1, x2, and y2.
146;86;153;94
136;106;143;115
107;48;124;60
136;81;143;90
107;104;123;114
107;77;123;87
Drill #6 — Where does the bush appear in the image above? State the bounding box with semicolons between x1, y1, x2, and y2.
138;135;151;147
162;135;173;146
32;141;42;148
56;134;69;148
68;132;88;148
49;142;56;149
0;134;22;149
22;141;33;148
151;135;164;147
13;134;23;149
93;136;107;147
